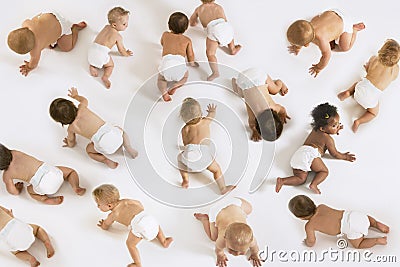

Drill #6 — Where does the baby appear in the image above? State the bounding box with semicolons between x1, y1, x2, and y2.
0;143;85;205
93;184;173;267
287;9;365;77
8;11;86;76
194;197;261;267
49;87;138;169
231;68;290;142
338;39;400;132
0;206;55;266
190;0;241;81
158;12;199;102
275;103;356;194
289;195;389;249
88;7;133;89
177;98;235;194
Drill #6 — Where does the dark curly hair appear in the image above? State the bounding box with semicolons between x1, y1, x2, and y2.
255;109;283;141
168;12;189;34
0;143;13;170
49;98;78;126
311;103;338;130
288;195;317;218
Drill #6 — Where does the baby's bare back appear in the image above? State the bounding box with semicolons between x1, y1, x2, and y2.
161;32;190;57
366;56;399;90
216;205;248;237
70;107;105;140
309;205;343;236
311;11;343;43
0;207;13;230
94;25;120;49
243;85;275;116
303;130;330;155
5;151;43;183
197;3;226;27
112;199;144;226
182;119;211;145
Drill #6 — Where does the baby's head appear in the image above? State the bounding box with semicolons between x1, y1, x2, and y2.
7;27;36;54
180;97;202;124
311;103;341;134
108;7;130;31
287;20;315;47
168;12;189;34
0;144;13;171
92;184;120;212
224;223;253;256
255;109;283;141
201;0;215;3
288;195;316;219
49;98;78;126
378;39;400;67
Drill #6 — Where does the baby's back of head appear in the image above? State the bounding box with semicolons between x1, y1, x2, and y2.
8;27;35;54
378;39;400;67
49;98;78;126
287;20;314;47
256;109;283;141
0;144;13;171
168;12;189;34
108;6;130;25
180;98;202;124
288;195;316;218
225;222;253;251
92;184;120;204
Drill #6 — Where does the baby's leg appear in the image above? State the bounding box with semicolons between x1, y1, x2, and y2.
337;23;365;52
57;166;86;195
348;236;387;249
207;160;235;194
89;65;99;77
368;215;390;233
206;38;220;81
120;129;138;159
156;226;173;248
56;21;87;52
126;232;143;267
86;142;118;169
194;213;215;241
30;224;55;258
309;158;329;194
27;185;64;205
168;71;188;95
275;169;308;193
101;57;114;89
177;155;190;188
231;78;244;98
227;39;242;55
352;104;379;133
337;82;357;101
157;74;171;102
14;251;40;267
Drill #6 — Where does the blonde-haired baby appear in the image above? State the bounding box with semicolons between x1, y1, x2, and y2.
88;7;133;88
93;184;173;267
338;39;400;132
177;98;235;194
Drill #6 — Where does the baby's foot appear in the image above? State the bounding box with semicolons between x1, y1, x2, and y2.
376;236;387;245
74;187;86;196
353;23;365;31
44;196;64;205
89;65;98;77
337;90;351;101
162;93;172;102
105;159;118;169
168;83;183;95
230;45;242;55
125;146;138;159
162;237;173;248
45;241;55;258
352;120;360;133
29;256;40;267
181;179;189;189
101;76;111;89
127;263;139;267
207;72;220;81
72;21;87;31
275;177;284;193
220;185;236;195
309;184;321;194
375;221;390;233
194;213;209;221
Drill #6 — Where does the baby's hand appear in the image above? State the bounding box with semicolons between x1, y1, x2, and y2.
251;129;262;142
343;152;356;162
288;45;301;55
216;253;228;267
207;103;217;113
309;64;321;78
248;253;262;267
19;60;33;76
336;124;344;135
68;87;79;99
126;49;133;56
62;137;76;148
97;219;106;229
15;182;24;194
280;85;289;96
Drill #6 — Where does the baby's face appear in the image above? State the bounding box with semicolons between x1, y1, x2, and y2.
114;15;129;31
226;240;248;256
322;114;342;135
96;200;110;212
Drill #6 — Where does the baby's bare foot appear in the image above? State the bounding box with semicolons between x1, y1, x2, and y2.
44;196;64;205
125;147;138;159
194;213;209;221
105;159;118;169
162;237;173;248
29;257;40;267
275;177;284;193
376;221;390;233
352;120;360;133
377;236;387;245
309;184;321;194
231;45;242;55
75;187;86;196
207;72;219;81
162;93;172;102
127;263;140;267
72;21;87;30
181;179;189;189
337;91;350;101
45;241;55;258
101;76;111;89
353;23;365;31
89;66;98;77
220;185;236;195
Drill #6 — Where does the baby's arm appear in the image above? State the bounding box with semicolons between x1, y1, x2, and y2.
186;40;199;67
3;173;23;195
246;104;261;142
63;126;77;147
325;136;356;162
215;236;228;267
189;7;199;26
248;238;262;267
266;76;288;96
97;212;116;230
19;49;41;76
274;104;291;124
116;34;133;56
288;44;302;55
309;41;331;77
304;222;316;247
363;55;375;72
68;87;88;106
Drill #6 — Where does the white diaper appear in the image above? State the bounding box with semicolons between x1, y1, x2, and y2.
209;197;245;226
0;218;35;252
206;18;234;46
290;145;321;172
236;68;267;90
88;43;111;68
178;144;216;172
331;9;354;44
30;163;64;195
91;123;123;155
158;54;187;82
354;77;382;109
340;210;370;240
130;211;159;241
48;11;73;47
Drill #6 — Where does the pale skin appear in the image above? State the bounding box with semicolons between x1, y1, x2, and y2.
288;10;365;77
2;150;85;205
300;204;389;249
0;206;55;267
338;54;399;132
190;1;241;81
96;199;173;267
276;113;356;194
18;13;86;76
178;103;235;194
89;14;133;89
158;31;199;101
232;77;290;142
62;88;138;168
194;198;261;267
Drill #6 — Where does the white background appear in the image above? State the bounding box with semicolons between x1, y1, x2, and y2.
0;0;399;266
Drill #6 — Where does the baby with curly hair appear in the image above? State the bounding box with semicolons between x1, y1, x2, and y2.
275;103;356;194
338;39;400;132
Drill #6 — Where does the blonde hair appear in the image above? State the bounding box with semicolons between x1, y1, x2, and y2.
92;184;120;204
201;0;215;3
108;7;130;24
224;223;253;248
378;39;400;67
287;20;314;46
7;27;35;54
180;97;202;124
